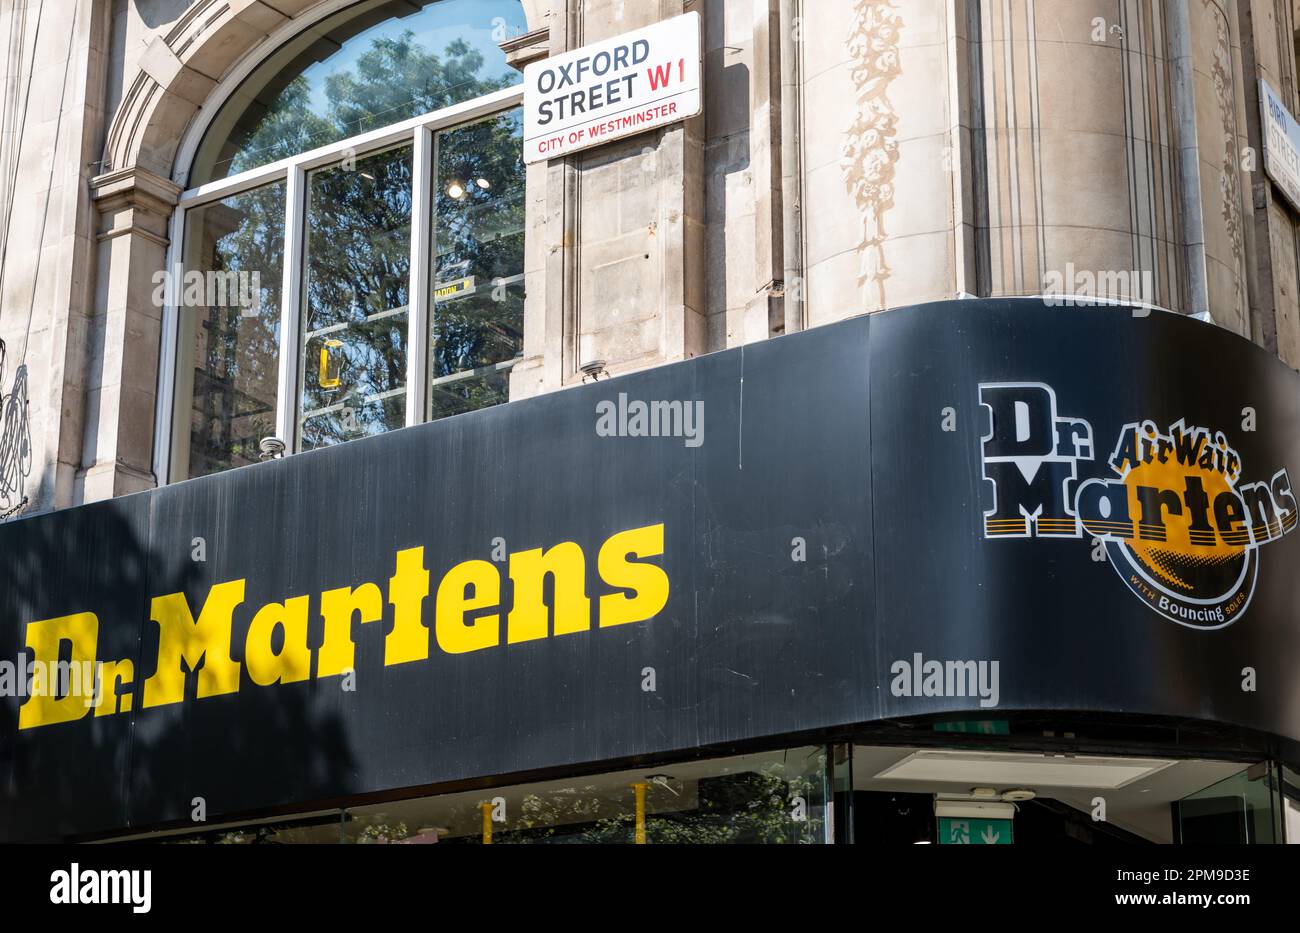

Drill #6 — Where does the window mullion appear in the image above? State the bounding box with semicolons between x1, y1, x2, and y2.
276;164;307;449
153;204;186;484
406;126;434;427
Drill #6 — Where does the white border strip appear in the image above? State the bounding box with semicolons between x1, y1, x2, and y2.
406;125;434;427
275;164;307;448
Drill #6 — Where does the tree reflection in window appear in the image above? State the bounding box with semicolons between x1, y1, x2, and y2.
541;765;825;845
341;749;829;844
174;183;284;481
299;145;412;450
191;0;527;184
177;0;530;475
429;110;525;420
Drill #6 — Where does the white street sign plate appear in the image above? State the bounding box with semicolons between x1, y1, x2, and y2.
1262;79;1300;212
523;12;702;163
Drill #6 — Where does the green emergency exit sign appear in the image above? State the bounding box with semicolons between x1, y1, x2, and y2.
938;817;1013;845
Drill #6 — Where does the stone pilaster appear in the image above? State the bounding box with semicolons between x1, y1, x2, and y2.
80;166;181;502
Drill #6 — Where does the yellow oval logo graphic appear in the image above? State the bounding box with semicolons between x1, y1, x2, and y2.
1119;426;1247;601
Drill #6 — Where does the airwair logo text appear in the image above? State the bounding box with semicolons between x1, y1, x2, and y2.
15;523;668;730
979;384;1297;628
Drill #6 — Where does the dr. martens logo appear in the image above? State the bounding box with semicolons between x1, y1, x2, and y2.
979;383;1297;629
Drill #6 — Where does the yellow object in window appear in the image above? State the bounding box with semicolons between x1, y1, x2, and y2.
319;338;343;389
631;782;649;844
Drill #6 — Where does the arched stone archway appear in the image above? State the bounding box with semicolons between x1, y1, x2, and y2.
84;0;547;503
101;0;548;180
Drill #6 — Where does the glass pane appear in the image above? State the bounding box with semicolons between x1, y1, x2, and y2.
343;747;828;844
429;108;524;421
190;0;529;185
850;742;1270;844
1176;763;1277;843
298;145;412;451
161;812;343;844
171;182;285;481
1285;766;1300;843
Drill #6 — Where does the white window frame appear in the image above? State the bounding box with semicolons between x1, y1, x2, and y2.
154;81;524;485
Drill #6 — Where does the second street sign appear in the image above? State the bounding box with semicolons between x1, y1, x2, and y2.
523;12;702;162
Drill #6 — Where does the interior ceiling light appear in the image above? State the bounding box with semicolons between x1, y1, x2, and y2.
934;797;1016;820
874;750;1176;790
446;180;466;199
1001;788;1036;802
475;177;491;189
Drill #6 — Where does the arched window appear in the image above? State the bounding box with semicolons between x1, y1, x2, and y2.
164;0;529;481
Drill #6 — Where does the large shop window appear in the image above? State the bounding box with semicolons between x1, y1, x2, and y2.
166;0;527;481
156;747;830;844
842;743;1290;845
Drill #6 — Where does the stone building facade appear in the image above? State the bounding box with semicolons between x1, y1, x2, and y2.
1;0;1300;518
8;0;1300;848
